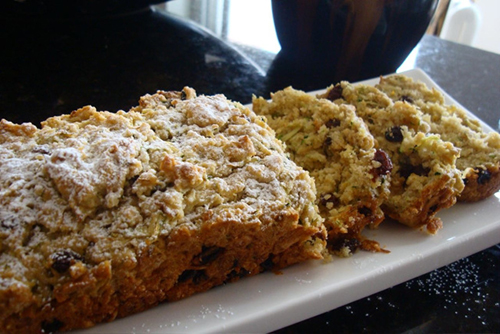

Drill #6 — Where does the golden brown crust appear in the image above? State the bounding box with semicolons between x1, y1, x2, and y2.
0;88;326;333
380;173;457;233
459;164;500;202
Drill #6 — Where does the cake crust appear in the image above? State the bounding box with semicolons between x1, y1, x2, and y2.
0;88;326;333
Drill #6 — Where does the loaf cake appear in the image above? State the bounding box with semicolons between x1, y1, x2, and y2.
253;87;391;256
320;81;464;233
374;74;500;202
0;88;327;333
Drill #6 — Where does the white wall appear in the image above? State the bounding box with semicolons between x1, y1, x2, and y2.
226;0;280;53
165;0;280;53
163;1;190;17
473;0;500;54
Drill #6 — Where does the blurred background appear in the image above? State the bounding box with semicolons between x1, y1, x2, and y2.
162;0;500;61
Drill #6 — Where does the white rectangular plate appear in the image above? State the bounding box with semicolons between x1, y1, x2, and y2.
75;68;500;334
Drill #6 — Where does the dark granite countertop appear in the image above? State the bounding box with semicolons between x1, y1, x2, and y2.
1;4;499;333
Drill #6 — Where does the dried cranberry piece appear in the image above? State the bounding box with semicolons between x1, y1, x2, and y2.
50;250;83;273
323;136;333;156
193;246;224;266
177;269;208;284
358;206;372;216
325;118;341;128
225;267;251;282
385;126;404;142
325;85;343;101
373;149;393;176
260;255;275;271
331;237;361;254
400;95;414;103
476;168;491;184
225;259;251;281
319;193;339;210
398;163;429;179
178;270;196;283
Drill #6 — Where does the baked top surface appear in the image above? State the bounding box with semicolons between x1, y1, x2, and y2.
0;88;325;332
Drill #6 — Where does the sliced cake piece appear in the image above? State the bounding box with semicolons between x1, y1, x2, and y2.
320;82;464;233
253;87;392;256
375;74;500;202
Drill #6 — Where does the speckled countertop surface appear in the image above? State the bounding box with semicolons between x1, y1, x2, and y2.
1;5;499;333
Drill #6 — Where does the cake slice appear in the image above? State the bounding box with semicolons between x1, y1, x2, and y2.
320;82;464;233
375;74;500;202
0;88;326;333
253;87;391;256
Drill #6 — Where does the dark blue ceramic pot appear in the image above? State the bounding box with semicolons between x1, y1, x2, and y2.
268;0;439;91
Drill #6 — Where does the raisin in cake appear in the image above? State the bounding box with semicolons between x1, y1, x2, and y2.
253;87;391;256
0;88;327;333
375;74;500;202
320;82;464;233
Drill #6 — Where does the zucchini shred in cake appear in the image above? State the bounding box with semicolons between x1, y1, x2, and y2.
255;73;499;238
374;74;500;202
0;88;327;333
252;88;392;256
321;81;464;233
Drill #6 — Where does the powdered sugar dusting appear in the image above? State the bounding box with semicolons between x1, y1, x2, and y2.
0;88;324;330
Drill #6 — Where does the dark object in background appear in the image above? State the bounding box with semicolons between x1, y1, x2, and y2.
0;0;165;17
0;2;265;126
267;0;439;92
